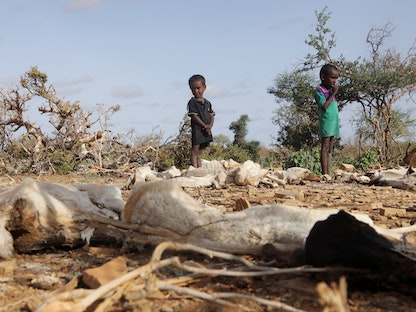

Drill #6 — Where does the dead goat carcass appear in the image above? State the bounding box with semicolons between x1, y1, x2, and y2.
0;178;124;258
123;180;416;256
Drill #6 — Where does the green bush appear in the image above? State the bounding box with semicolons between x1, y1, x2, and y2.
354;148;379;172
156;148;177;171
202;143;251;164
283;148;321;175
49;150;76;174
334;146;380;173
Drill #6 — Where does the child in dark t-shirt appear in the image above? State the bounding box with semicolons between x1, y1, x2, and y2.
187;74;215;168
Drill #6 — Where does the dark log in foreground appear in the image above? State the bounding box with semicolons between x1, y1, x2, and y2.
305;210;416;286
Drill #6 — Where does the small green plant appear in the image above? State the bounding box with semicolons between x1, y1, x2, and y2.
354;148;379;172
157;148;177;171
283;148;321;175
200;141;251;164
49;150;76;174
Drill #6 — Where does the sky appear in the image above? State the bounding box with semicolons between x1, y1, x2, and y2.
0;0;415;147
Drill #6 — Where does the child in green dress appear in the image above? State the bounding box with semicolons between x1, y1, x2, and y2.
314;64;340;176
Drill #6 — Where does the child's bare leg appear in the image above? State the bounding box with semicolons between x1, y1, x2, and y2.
197;154;202;168
327;136;334;174
191;144;200;167
320;137;331;175
196;145;208;168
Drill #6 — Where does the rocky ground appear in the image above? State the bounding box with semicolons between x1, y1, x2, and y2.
0;173;415;312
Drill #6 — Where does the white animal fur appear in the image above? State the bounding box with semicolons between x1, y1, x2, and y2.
123;180;416;250
0;178;125;259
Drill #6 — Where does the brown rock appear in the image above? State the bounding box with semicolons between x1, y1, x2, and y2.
0;260;16;275
339;163;356;172
274;190;305;201
235;198;250;211
82;256;128;289
379;208;407;217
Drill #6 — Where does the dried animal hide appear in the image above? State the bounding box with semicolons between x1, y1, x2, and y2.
123;180;416;253
0;178;124;258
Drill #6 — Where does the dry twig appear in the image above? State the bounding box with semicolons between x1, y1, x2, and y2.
316;276;350;312
35;241;334;312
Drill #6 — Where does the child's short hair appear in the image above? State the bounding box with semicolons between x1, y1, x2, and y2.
320;64;339;77
188;74;206;86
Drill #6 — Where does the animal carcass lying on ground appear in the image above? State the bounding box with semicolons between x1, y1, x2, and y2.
122;180;416;254
0;178;124;258
1;179;415;274
122;180;416;283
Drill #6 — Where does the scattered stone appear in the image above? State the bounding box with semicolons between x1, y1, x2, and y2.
235;198;250;211
274;190;305;201
82;256;128;289
379;207;407;217
0;260;16;275
339;163;356;172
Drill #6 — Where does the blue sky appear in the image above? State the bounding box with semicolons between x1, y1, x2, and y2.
1;0;415;146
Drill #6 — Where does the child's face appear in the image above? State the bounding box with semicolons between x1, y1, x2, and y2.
321;69;339;89
189;80;206;99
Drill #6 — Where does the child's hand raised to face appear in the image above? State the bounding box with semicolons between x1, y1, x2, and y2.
331;84;339;95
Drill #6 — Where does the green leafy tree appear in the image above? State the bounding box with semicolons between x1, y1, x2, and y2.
268;72;320;149
213;134;232;149
342;23;416;161
269;7;416;164
229;114;260;161
229;114;250;146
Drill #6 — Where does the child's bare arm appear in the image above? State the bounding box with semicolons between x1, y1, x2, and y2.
322;85;338;110
192;115;208;129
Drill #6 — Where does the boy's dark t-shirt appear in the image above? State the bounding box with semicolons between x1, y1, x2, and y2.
187;97;215;145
